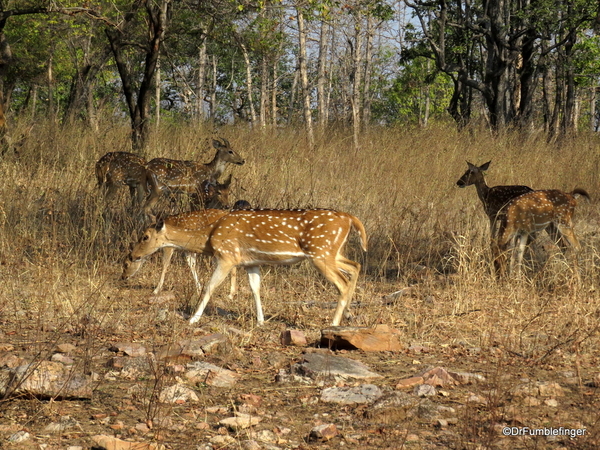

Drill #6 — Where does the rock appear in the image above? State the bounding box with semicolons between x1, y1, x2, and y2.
183;333;232;356
185;361;239;388
396;367;484;389
320;325;404;352
281;330;308;347
241;440;262;450
364;391;420;423
514;381;565;397
320;384;383;405
0;361;93;399
210;435;236;445
309;423;338;442
0;343;15;352
158;384;199;403
292;353;382;380
0;352;25;368
8;431;30;443
156;334;233;360
254;429;278;443
56;343;77;353
396;376;424;389
91;434;165;449
414;384;437;397
43;415;80;433
219;413;262;430
51;353;75;365
109;342;147;357
120;357;153;380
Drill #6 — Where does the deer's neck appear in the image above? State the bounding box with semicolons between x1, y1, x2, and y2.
204;154;226;179
166;227;212;253
473;177;491;208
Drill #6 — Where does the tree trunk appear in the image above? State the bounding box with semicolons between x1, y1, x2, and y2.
260;55;268;129
317;19;329;132
240;43;257;125
296;7;314;148
104;0;169;150
351;16;363;150
362;15;373;130
196;41;207;122
271;59;278;126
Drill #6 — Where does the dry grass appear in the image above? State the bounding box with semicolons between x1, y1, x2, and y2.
1;117;599;447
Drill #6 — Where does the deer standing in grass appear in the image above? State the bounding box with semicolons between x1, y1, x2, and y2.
456;161;535;237
494;189;589;277
188;209;368;327
144;138;245;214
456;161;563;273
122;209;238;297
96;152;148;205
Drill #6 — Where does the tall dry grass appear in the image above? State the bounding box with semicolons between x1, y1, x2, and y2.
0;117;599;361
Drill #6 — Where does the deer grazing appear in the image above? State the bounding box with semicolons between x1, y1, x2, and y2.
144;138;245;214
96;152;148;205
188;209;368;327
494;189;590;277
122;209;237;297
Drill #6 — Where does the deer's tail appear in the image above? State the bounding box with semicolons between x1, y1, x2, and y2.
350;215;368;252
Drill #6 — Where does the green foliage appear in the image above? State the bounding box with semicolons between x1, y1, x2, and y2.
372;56;453;125
573;34;600;87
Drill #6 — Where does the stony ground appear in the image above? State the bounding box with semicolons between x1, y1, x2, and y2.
1;263;600;450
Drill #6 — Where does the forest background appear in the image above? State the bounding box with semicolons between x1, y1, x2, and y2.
0;0;599;150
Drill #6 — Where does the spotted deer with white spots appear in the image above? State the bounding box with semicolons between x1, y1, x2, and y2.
122;209;238;297
494;189;590;277
456;161;534;236
144;138;245;214
96;152;148;205
189;208;368;326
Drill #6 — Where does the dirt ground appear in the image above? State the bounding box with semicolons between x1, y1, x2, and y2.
1;259;599;450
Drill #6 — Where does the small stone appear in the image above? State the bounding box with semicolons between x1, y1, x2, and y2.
523;396;541;407
219;413;262;430
241;440;262;450
309;423;338;442
109;342;147;357
435;419;448;428
8;431;30;443
51;353;75;365
544;398;559;407
414;384;437;397
56;343;77;353
158;384;199;403
321;384;383;405
281;329;308;347
396;376;424;389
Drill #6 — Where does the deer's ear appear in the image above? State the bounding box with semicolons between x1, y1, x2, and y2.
213;139;223;149
481;161;491;171
155;219;165;231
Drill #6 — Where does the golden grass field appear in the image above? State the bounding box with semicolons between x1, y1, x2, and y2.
0;118;599;448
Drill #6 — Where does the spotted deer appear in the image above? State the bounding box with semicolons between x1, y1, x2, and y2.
494;189;590;277
456;161;534;236
144;138;245;214
122;209;238;297
197;174;233;209
96;152;148;205
188;209;368;327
